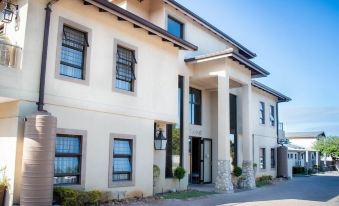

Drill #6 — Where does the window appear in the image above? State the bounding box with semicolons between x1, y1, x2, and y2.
295;154;297;159
259;148;266;169
271;148;275;168
166;76;184;178
189;87;202;125
60;25;88;79
167;16;184;38
270;105;275;126
259;101;265;124
54;134;82;185
112;139;132;181
115;46;136;92
109;134;135;187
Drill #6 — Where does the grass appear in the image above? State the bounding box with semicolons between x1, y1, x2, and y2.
161;190;214;200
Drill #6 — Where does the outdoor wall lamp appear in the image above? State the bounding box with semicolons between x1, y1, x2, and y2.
154;128;167;150
1;0;18;23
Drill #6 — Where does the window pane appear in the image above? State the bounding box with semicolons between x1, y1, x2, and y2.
115;46;135;91
168;16;183;38
54;175;79;185
60;26;86;79
113;157;131;172
56;135;81;154
113;140;131;155
54;157;80;174
189;88;201;125
113;173;130;181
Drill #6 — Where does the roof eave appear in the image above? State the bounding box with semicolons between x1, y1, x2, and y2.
85;0;198;51
164;0;256;58
252;80;291;103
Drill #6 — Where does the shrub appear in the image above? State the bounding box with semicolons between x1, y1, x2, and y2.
233;166;242;177
255;175;273;187
54;187;102;206
174;166;186;190
292;166;305;174
153;165;160;179
0;166;10;189
126;190;144;199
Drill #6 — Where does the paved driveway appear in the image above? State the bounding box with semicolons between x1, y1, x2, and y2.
138;172;339;206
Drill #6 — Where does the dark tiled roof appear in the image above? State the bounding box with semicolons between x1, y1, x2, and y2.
286;131;326;139
252;80;291;102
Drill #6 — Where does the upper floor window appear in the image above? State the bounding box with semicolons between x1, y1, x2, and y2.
115;46;136;92
259;148;266;169
167;16;184;39
259;101;265;124
270;105;275;126
189;87;202;125
60;25;88;79
54;134;82;185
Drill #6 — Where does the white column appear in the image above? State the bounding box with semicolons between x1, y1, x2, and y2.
305;150;309;169
215;73;233;192
240;83;255;189
217;74;230;160
316;151;319;166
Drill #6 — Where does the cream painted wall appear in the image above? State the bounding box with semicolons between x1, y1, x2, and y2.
45;103;154;196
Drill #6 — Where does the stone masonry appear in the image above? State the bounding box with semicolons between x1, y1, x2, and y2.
215;160;234;192
242;160;256;189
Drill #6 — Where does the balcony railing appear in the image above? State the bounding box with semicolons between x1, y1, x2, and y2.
0;41;21;68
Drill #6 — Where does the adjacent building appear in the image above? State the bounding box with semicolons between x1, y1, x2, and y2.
0;0;290;205
286;131;325;169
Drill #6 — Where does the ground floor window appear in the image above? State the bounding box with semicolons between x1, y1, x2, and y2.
54;134;82;185
113;139;132;181
271;148;276;168
109;134;135;187
259;148;266;169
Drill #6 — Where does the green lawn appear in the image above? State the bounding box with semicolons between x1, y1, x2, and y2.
161;190;214;200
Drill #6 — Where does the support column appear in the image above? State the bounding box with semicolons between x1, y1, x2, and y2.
305;150;309;169
241;83;256;189
215;74;233;193
316;151;319;167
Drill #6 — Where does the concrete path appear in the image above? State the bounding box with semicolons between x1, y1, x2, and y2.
134;172;339;206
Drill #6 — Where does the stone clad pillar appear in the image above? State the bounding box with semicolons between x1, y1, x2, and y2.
215;73;233;193
241;83;256;189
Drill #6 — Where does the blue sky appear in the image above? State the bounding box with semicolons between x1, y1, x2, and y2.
176;0;339;136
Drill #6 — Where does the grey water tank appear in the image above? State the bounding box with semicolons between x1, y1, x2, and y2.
20;111;57;206
277;145;288;178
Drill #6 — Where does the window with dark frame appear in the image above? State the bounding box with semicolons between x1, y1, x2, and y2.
167;16;184;39
54;134;82;185
259;148;266;169
259;101;265;124
189;87;202;125
115;46;136;92
112;139;133;181
60;25;88;79
271;148;275;168
270;105;275;126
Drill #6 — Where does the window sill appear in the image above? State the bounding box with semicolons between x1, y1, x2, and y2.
55;74;89;86
113;87;137;96
54;184;85;190
109;180;135;188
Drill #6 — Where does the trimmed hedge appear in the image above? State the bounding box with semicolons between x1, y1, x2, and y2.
54;187;101;206
255;175;273;187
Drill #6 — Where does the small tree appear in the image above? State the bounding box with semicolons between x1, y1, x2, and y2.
313;136;339;161
174;166;186;191
153;165;160;194
233;166;242;177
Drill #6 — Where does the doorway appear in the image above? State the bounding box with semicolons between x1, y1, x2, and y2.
190;137;212;184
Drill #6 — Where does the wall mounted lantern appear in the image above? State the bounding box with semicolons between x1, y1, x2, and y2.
154;128;167;150
1;1;18;23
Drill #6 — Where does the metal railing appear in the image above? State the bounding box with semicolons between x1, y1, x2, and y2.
0;41;21;68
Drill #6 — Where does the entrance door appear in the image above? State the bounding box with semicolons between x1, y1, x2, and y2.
190;137;212;184
203;139;212;183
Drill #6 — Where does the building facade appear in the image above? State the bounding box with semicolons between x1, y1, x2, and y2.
0;0;290;205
